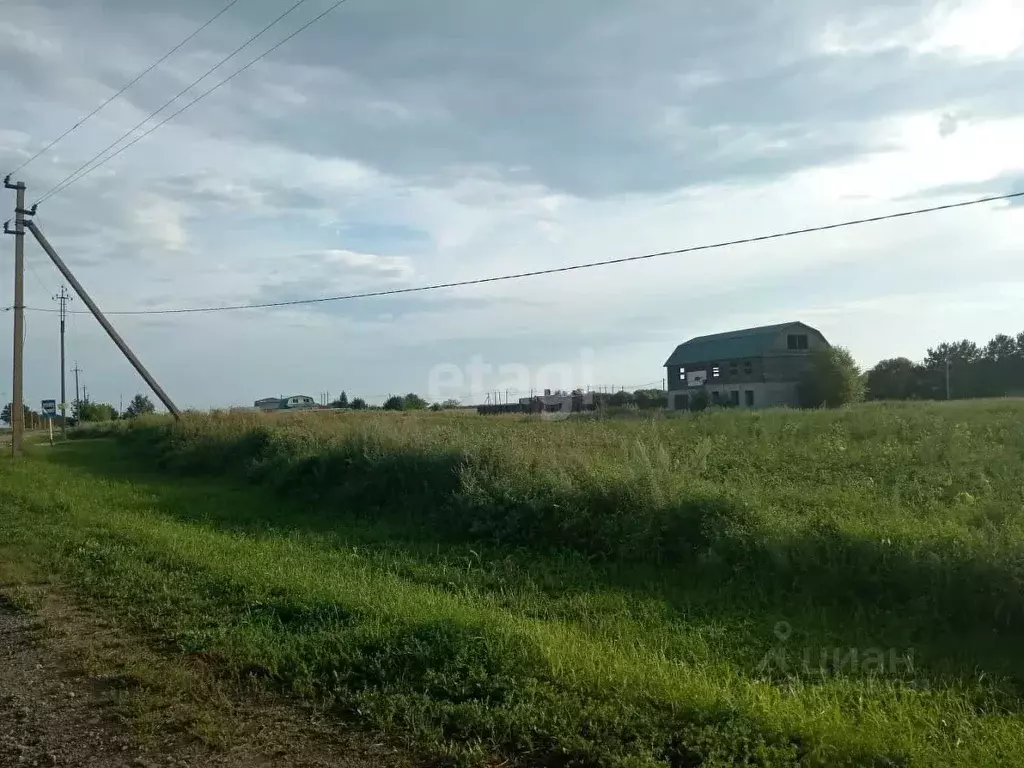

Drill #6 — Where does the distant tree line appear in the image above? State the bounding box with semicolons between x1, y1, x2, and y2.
866;331;1024;401
1;402;44;427
607;389;668;409
329;390;462;412
1;392;158;427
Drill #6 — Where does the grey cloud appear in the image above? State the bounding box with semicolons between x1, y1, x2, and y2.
151;175;324;212
898;173;1024;205
12;0;1015;199
938;112;961;138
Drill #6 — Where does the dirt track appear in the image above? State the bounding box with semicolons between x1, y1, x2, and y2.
0;593;413;768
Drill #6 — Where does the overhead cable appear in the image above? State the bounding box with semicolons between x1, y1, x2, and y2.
23;189;1023;316
7;0;242;177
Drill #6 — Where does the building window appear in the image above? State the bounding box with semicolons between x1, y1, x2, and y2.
712;366;721;378
788;334;809;350
745;390;755;407
679;367;686;380
729;361;738;376
744;360;753;375
675;393;690;410
711;391;721;404
729;390;740;406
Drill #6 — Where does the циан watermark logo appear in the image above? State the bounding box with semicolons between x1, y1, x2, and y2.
757;621;915;679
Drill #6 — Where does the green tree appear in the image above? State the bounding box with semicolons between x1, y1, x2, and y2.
76;400;118;422
440;398;462;409
332;390;349;408
799;346;865;408
632;389;667;410
865;357;923;401
984;334;1018;362
382;395;405;411
609;390;634;407
689;390;709;412
124;393;156;418
403;393;428;410
350;397;367;411
925;340;981;369
71;395;89;420
1;403;35;426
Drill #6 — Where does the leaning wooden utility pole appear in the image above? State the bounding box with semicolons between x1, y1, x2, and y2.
4;175;31;456
25;220;181;420
54;285;72;437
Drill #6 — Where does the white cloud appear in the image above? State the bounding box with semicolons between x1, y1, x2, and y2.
131;195;190;252
920;0;1024;59
2;0;1024;409
818;0;1024;59
315;249;416;282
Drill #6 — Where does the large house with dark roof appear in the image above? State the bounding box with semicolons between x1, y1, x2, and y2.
664;321;830;410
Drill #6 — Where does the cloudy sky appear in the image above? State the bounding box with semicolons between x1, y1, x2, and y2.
1;0;1023;409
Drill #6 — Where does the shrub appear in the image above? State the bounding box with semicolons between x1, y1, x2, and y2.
798;346;865;408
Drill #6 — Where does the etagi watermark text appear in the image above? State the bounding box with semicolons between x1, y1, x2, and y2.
426;349;596;403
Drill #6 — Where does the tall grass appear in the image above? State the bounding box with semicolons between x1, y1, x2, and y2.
8;399;1023;765
78;403;1024;628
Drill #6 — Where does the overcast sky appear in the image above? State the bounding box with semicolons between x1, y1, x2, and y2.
1;0;1023;409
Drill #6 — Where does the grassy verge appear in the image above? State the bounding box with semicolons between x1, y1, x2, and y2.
1;401;1023;765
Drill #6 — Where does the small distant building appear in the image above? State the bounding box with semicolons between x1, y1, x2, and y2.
281;395;317;410
254;395;317;411
664;321;830;411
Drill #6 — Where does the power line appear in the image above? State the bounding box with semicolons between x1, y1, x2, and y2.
23;189;1024;317
35;0;352;205
7;0;241;178
35;0;312;204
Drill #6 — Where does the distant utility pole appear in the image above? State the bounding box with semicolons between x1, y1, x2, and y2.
73;362;82;408
945;357;951;400
4;175;30;456
54;285;72;437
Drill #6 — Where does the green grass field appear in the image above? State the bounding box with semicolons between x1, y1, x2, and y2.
2;401;1024;766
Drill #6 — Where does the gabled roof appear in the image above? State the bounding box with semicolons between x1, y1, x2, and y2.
664;322;813;366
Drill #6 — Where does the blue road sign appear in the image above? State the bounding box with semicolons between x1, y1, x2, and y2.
41;399;56;418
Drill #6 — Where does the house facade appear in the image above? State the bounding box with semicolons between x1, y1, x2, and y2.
664;322;830;411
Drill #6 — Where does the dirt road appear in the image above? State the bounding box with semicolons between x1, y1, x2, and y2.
0;592;413;768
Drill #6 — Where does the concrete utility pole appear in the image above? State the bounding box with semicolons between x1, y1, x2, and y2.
4;175;30;456
73;363;82;409
26;220;181;419
54;285;72;437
